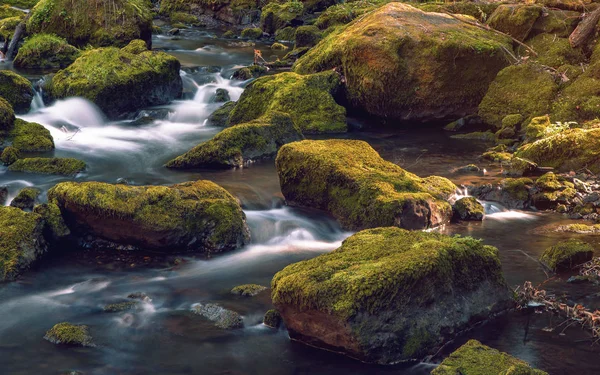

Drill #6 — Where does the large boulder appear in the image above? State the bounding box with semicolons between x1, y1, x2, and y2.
276;139;457;230
228;71;346;134
47;180;250;252
10;119;54;152
166;112;304;169
27;0;152;48
271;227;512;364
47;40;182;119
0;206;47;281
14;34;81;70
293;3;512;123
540;239;594;272
0;70;35;114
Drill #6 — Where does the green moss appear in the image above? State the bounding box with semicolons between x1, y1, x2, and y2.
14;34;81;70
231;283;267;296
103;301;140;312
1;146;19;165
520;34;585;69
502;114;524;129
10;119;54;152
523;115;551;142
167;111;303;169
44;322;93;346
0;4;25;19
2;0;39;8
28;0;152;48
314;1;387;30
432;339;547;375
478;64;558;128
271;42;288;50
260;1;304;35
0;70;34;114
551;61;600;122
531;172;576;208
170;11;200;25
557;224;600;234
275;26;296;41
207;101;236;127
263;309;282;328
10;187;41;210
487;4;542;41
241;27;262;39
453;197;484;221
501;178;533;202
222;30;236;38
530;9;579;38
0;97;15;131
540;239;594;272
232;65;268;80
0;16;24;42
276;139;456;230
159;0;230;14
451;131;496;142
418;2;499;23
294;25;321;48
229;71;346;134
33;203;70;240
8;157;86;176
481;151;512;162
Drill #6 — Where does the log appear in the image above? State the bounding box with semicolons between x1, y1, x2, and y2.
569;7;600;48
6;20;26;60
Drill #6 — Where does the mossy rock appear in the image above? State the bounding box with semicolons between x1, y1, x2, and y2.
191;303;243;329
207;101;236;127
213;88;230;103
0;206;47;281
260;1;304;35
0;97;15;131
522;115;551;142
103;300;140;313
276;139;457;230
166;111;303;169
1;146;19;165
170;12;200;25
478;64;558;128
275;26;296;41
515;128;600;173
229;71;346;134
231;65;268;80
272;227;511;364
530;9;579;38
453;197;484;221
551;61;600;122
0;4;25;19
294;3;511;123
531;172;577;209
271;42;288;50
14;34;81;70
28;0;152;48
263;309;282;328
33;203;70;241
2;0;39;8
47;180;250;252
294;25;321;48
451;131;496;142
540;239;594;272
10;187;41;210
0;70;34;114
432;339;548;375
520;34;585;69
231;283;267;296
44;322;93;346
8;157;85;176
487;4;542;42
481;151;512;163
418;2;500;23
314;1;384;30
47;40;182;119
241;27;262;39
10;119;54;152
0;16;24;42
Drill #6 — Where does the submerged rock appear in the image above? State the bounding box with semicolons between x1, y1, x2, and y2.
540;239;594;272
44;322;93;347
231;284;267;297
47;180;250;252
0;70;34;114
14;34;81;70
166;112;303;169
272;227;511;364
191;303;243;329
10;187;41;210
293;3;511;123
263;309;282;328
276;139;456;230
432;339;548;374
8;157;85;176
453;197;484;221
47;40;182;119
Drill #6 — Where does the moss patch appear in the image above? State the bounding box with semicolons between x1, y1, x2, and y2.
33;203;70;241
207;101;236;127
0;97;15;131
241;27;262;39
294;25;321;48
231;284;267;296
520;34;585;69
263;309;282;328
1;146;19;165
0;70;34;114
551;61;600;122
10;187;41;210
260;1;304;35
10;119;54;152
540;239;594;272
8;157;86;176
44;322;93;346
453;197;484;221
14;34;81;70
487;4;542;41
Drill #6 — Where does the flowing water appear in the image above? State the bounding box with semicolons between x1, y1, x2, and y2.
1;29;599;374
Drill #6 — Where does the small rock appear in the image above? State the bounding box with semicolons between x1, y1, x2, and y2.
191;303;243;329
540;239;594;272
103;301;140;313
214;88;230;103
263;309;282;328
231;284;267;297
453;197;484;221
168;28;180;35
10;187;41;210
454;164;481;174
0;186;7;205
128;292;151;302
44;323;93;347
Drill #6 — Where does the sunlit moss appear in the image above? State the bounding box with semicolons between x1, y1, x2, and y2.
8;157;85;175
0;70;34;114
14;34;81;70
540;239;593;272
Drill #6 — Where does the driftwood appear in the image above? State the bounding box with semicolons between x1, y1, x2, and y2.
6;17;27;60
569;7;600;48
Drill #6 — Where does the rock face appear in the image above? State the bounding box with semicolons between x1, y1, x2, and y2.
28;0;152;48
0;70;35;114
229;71;346;134
0;206;47;281
166;112;304;169
540;239;594;272
293;3;512;122
14;34;81;70
47;40;182;119
432;339;548;375
271;227;512;364
47;180;250;252
276;139;456;230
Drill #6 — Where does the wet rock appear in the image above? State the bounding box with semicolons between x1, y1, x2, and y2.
540;239;594;272
33;203;71;241
1;146;19;166
263;309;282;328
0;186;7;205
531;172;576;210
240;27;262;39
44;322;93;347
232;65;268;80
48;180;250;253
469;178;533;210
432;339;548;374
272;227;512;364
191;303;243;329
231;284;267;297
129;109;172;126
168;28;180;35
453;197;484;221
504;157;537;177
487;4;542;41
260;1;303;35
8;157;86;176
14;34;81;70
0;97;15;131
207;101;236;127
294;25;321;48
10;119;55;152
103;301;140;313
454;164;481;174
10;187;41;210
213;88;230;103
128;292;151;302
0;70;35;114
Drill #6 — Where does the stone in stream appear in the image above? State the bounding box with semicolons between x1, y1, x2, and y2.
0;186;8;205
103;300;141;313
276;139;456;231
0;70;35;114
166;112;304;169
44;322;93;347
207;101;236;127
8;157;86;176
231;284;267;297
452;197;484;221
271;227;512;364
47;180;250;253
213;88;230;103
1;146;19;166
432;339;548;374
10;187;41;211
10;119;55;152
293;3;512;123
45;40;182;119
0;97;15;131
191;303;243;329
13;34;81;70
540;239;594;273
263;309;282;329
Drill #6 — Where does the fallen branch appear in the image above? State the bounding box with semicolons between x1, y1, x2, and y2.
569;7;600;48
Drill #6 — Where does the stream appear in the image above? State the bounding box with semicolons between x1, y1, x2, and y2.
1;28;599;375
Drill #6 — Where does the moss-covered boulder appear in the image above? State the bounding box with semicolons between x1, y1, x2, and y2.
276;140;457;230
293;3;511;123
260;1;304;35
10;187;41;210
453;197;484;221
166;112;303;169
294;25;321;48
263;309;282;328
27;0;152;48
272;227;511;364
47;40;182;119
275;26;296;41
0;97;15;131
10;119;54;152
487;4;542;41
515;128;600;173
8;157;85;176
44;322;93;346
207;101;236;127
103;301;140;313
229;71;346;133
0;71;34;114
1;146;19;165
33;203;70;241
432;339;548;375
540;239;594;272
191;303;243;329
314;1;382;30
231;284;267;296
213;88;230;103
478;64;558;128
240;27;262;39
531;172;576;209
47;180;250;252
0;206;47;281
0;16;23;43
14;34;81;70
